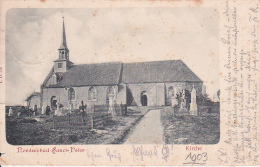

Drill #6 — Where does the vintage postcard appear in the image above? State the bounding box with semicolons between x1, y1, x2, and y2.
0;0;259;166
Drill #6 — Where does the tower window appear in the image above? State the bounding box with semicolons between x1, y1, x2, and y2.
58;63;62;68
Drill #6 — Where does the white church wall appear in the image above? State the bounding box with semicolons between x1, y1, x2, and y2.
156;83;165;106
127;83;157;106
42;85;121;110
116;84;127;105
28;96;41;110
165;82;186;105
42;87;69;109
54;61;68;73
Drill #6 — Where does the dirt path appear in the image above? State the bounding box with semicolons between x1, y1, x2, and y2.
124;109;164;144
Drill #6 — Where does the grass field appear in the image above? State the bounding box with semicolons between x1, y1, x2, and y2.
160;107;220;144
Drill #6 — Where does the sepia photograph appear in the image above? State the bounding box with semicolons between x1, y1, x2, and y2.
5;8;220;145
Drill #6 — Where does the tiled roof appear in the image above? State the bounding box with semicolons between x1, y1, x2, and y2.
45;62;123;87
122;60;202;83
43;60;202;88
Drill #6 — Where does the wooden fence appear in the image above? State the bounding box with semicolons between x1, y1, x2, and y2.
93;103;127;116
53;103;127;130
115;104;127;116
91;112;112;128
173;104;220;117
53;112;111;129
197;105;220;117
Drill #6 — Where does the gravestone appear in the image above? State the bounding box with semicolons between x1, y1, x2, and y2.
41;105;45;115
190;85;198;116
179;90;188;112
69;103;73;114
108;94;115;116
171;96;178;107
55;102;63;116
8;107;13;116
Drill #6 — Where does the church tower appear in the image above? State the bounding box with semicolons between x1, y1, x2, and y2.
54;17;73;73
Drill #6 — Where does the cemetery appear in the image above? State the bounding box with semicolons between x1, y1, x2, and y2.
6;86;219;145
5;105;151;145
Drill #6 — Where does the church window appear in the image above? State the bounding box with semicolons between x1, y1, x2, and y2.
107;86;115;95
88;87;97;100
68;88;75;101
58;63;62;68
168;86;174;97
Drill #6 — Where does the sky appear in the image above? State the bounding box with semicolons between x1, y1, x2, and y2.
6;8;219;105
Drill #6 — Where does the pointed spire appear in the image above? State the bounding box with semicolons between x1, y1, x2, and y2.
59;17;68;50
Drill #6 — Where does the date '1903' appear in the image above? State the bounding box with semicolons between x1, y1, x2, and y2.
183;152;208;165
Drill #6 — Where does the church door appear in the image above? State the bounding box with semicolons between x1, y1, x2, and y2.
141;91;148;106
141;95;147;106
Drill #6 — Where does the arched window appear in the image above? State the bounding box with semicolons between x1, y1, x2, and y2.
88;87;97;100
168;86;174;97
108;86;115;95
51;96;57;109
68;88;75;101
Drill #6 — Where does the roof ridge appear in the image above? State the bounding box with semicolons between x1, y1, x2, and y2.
123;59;181;64
71;62;123;66
70;60;181;66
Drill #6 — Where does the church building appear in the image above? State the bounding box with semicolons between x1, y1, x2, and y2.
37;19;203;110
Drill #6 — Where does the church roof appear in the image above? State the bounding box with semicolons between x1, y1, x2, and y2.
45;62;123;87
43;60;202;88
122;60;202;83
